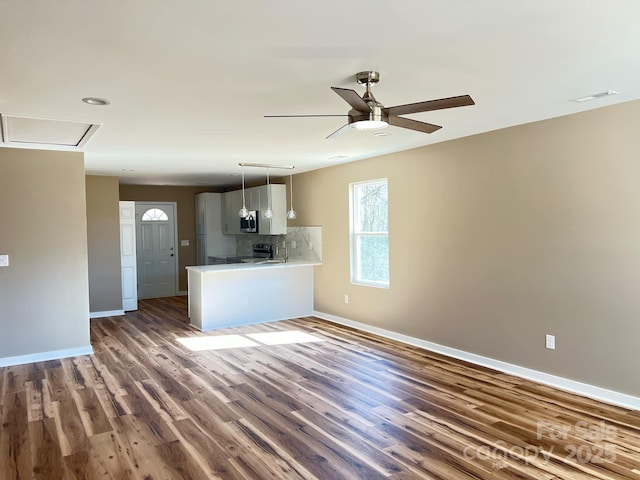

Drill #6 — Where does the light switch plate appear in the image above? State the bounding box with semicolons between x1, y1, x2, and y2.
180;240;189;246
545;334;555;350
0;254;9;267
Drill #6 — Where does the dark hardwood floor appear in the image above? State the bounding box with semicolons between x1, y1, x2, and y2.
1;296;639;479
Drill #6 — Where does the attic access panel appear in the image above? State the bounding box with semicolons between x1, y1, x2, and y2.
0;114;100;148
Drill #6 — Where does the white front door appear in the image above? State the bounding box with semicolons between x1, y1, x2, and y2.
135;203;178;299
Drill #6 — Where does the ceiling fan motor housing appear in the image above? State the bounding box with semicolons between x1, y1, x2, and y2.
349;104;388;128
350;71;388;128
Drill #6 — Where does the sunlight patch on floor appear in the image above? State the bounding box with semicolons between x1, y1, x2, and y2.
176;330;324;351
176;334;260;351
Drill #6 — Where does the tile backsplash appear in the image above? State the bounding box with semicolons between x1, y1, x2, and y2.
235;226;322;263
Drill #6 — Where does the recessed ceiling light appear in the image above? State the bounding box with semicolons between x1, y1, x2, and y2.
374;132;391;137
571;90;619;103
328;155;349;161
82;97;110;106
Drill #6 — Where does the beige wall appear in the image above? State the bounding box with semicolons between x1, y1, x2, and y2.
86;176;122;312
0;147;91;359
292;100;640;397
119;185;218;292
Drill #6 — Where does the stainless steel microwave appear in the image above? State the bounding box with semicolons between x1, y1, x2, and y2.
240;211;258;233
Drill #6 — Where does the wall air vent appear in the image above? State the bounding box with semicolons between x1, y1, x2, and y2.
0;114;101;149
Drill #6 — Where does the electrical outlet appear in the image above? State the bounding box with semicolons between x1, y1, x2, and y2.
344;294;349;304
309;241;313;250
291;240;297;248
0;254;8;267
545;334;556;350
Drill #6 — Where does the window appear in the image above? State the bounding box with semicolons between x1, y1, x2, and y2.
350;179;389;287
141;208;168;221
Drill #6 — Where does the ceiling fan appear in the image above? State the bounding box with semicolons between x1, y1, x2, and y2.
265;71;475;138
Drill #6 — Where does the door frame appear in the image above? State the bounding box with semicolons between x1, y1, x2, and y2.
120;201;138;311
135;201;179;298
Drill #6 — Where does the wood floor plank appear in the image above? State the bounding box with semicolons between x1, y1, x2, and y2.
29;417;68;480
64;430;134;480
69;389;110;439
154;440;215;480
51;396;89;457
0;391;32;480
1;296;639;479
169;417;249;480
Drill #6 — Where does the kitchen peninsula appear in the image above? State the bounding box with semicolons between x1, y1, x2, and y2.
186;261;320;331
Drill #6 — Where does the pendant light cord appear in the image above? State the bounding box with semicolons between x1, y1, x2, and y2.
289;171;294;211
267;167;272;212
241;165;246;209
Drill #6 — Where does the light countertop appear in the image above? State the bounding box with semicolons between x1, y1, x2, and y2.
186;260;321;274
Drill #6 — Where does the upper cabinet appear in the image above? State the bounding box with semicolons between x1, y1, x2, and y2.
221;190;243;235
196;193;236;259
221;184;287;235
195;193;206;235
257;184;286;235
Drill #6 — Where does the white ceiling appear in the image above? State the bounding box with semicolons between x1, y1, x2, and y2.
1;1;639;187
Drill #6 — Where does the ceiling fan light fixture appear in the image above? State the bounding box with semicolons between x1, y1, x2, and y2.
351;119;388;130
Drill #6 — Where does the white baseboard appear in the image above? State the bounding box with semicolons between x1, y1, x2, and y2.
314;311;640;411
0;345;94;368
90;310;125;319
178;290;188;296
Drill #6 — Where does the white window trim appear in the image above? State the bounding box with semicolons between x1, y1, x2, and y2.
349;178;389;288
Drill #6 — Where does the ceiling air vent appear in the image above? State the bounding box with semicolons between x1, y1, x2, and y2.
0;114;101;149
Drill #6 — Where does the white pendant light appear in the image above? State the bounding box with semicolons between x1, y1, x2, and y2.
264;167;273;218
238;164;249;218
287;170;297;220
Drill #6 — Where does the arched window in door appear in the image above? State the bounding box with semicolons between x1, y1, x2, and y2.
141;208;169;221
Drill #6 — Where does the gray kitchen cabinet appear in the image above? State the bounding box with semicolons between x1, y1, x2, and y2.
245;186;260;212
195;193;206;235
257;184;287;235
222;184;287;235
221;190;243;235
196;193;236;263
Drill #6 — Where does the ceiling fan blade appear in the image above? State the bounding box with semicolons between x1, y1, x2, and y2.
326;123;351;139
264;114;348;118
388;116;442;134
385;95;474;116
331;87;371;113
